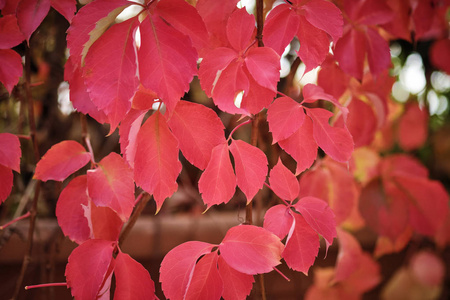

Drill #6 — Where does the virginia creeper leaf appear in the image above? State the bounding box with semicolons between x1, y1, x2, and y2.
83;17;139;130
160;241;215;300
0;133;21;172
229;139;268;202
430;39;450;74
219;225;284;275
185;252;223;300
0;164;13;203
263;204;294;240
134;111;181;212
119;109;146;169
56;175;91;244
306;108;354;163
66;239;116;300
138;14;197;112
398;102;428;151
278;117;318;175
267;96;304;143
156;0;208;52
334;228;363;282
334;29;366;81
218;255;254;300
0;14;25;49
302;84;348;117
114;252;156;300
245;47;281;93
198;143;236;209
131;85;158;111
87;152;135;221
85;201;123;242
16;0;51;41
283;212;320;274
294;196;336;250
50;0;76;22
0;49;23;94
269;159;299;202
167;100;226;170
365;27;391;78
34;140;91;182
226;8;255;51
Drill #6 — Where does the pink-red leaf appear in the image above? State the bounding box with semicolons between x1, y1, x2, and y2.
86;201;123;241
294;197;336;250
185;252;223;300
114;252;156;300
66;239;115;300
167;101;226;170
50;0;76;22
218;255;254;300
0;133;21;172
269;159;299;201
283;212;320;274
229;139;268;202
83;17;139;130
263;204;294;240
0;14;25;49
306;108;354;162
334;228;362;282
119;109;146;169
134;111;181;212
267;96;305;143
278;116;318;175
155;0;208;52
34;140;91;182
219;225;284;275
0;49;23;94
198;143;236;208
244;47;280;93
365;27;391;77
226;8;255;51
301;0;343;43
334;29;366;81
0;164;13;203
56;175;91;244
398;102;428;151
87;152;134;221
16;0;51;41
160;241;215;300
138;15;197;112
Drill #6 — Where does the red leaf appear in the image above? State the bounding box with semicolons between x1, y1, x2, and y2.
16;0;51;41
185;252;223;300
156;0;208;52
278;117;318;175
138;14;197;112
50;0;76;22
267;96;305;143
301;0;343;43
119;109;146;169
356;0;394;25
302;84;347;116
334;229;363;282
334;29;366;81
87;201;123;241
34;140;91;182
67;0;131;66
218;255;254;300
0;164;13;203
229;139;268;202
398;102;428;151
198;143;236;208
226;8;255;51
219;224;284;275
134;111;181;212
317;55;350;100
0;133;21;172
263;204;294;240
394;175;448;236
0;14;25;49
131;85;158;111
294;197;336;250
240;66;277;114
263;4;299;56
56;175;91;244
167;100;226;170
306;108;354;163
87;152;135;221
66;239;116;300
283;212;320;274
0;49;23;94
160;241;215;300
430;38;450;74
269;159;299;201
64;57;108;124
245;47;280;93
114;252;156;300
365;27;391;77
83;17;139;130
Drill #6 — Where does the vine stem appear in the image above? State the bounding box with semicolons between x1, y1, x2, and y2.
0;211;31;230
119;192;152;247
80;114;96;165
12;45;42;300
25;282;68;290
227;118;252;142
